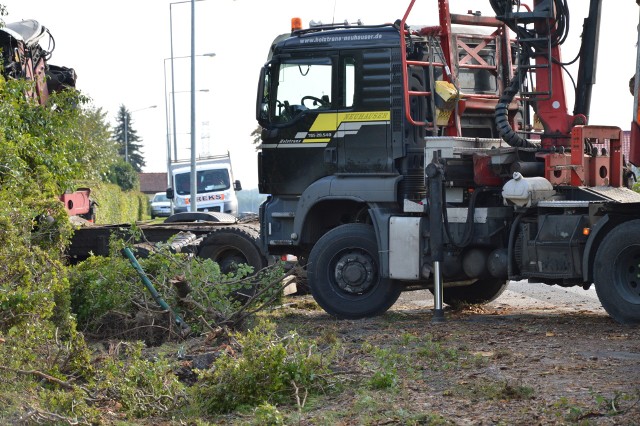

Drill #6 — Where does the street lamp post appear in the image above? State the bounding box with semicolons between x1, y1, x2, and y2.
164;88;209;216
190;0;197;213
124;105;157;164
164;88;209;164
163;63;172;188
169;0;209;165
162;65;175;216
169;0;211;212
164;54;214;164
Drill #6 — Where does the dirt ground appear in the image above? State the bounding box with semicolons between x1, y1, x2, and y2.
127;280;640;425
258;283;640;425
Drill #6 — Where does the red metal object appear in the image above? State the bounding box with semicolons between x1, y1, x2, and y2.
400;0;514;135
473;154;502;186
543;152;573;186
526;0;587;149
532;43;586;149
570;126;622;187
59;188;92;217
399;0;431;127
630;121;640;166
543;126;622;187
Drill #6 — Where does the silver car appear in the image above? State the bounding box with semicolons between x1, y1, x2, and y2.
150;192;171;218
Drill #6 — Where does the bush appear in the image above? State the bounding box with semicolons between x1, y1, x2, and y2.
0;192;73;331
0;67;176;423
105;160;139;191
0;336;186;423
93;341;187;418
71;180;149;224
193;319;334;414
0;317;96;424
69;254;139;329
69;237;289;339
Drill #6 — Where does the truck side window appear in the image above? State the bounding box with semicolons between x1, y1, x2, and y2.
258;64;272;123
344;57;355;108
274;58;332;123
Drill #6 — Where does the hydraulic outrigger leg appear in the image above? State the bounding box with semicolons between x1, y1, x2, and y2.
427;151;445;323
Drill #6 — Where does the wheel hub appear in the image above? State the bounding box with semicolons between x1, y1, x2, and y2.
218;252;245;274
334;253;375;294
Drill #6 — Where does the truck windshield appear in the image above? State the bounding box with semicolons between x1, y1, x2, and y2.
175;170;230;195
268;58;332;124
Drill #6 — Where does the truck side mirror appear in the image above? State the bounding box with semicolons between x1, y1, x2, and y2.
234;180;242;191
256;66;267;122
166;187;174;200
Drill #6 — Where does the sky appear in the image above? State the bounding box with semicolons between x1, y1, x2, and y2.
3;1;639;189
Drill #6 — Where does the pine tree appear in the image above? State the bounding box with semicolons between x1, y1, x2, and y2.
114;104;146;172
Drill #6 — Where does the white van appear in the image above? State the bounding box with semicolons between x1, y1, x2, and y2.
170;153;241;216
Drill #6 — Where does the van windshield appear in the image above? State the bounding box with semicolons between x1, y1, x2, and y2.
175;169;230;195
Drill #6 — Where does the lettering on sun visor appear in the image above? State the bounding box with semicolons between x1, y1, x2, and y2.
300;33;383;44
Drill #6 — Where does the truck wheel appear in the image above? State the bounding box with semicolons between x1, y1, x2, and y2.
197;225;267;275
307;223;401;319
433;279;508;307
594;220;640;325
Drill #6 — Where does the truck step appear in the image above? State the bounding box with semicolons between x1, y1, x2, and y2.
271;211;296;218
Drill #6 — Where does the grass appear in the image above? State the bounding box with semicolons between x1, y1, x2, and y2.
5;292;640;425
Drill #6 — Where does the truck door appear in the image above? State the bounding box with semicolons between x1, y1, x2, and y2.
258;55;337;195
336;49;392;174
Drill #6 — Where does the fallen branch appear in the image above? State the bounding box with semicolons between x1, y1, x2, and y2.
291;379;308;411
0;365;76;390
229;267;298;326
19;405;90;425
0;365;93;398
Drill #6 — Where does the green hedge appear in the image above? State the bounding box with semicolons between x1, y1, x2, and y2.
73;181;150;224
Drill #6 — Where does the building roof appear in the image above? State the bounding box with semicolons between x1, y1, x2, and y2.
139;172;167;194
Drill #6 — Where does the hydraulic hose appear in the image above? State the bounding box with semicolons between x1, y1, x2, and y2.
507;212;525;279
443;187;501;248
494;53;537;149
490;0;571;149
122;247;189;332
490;0;533;147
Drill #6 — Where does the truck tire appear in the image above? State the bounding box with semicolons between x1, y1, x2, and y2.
594;220;640;325
197;224;267;275
307;223;401;319
434;278;508;307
